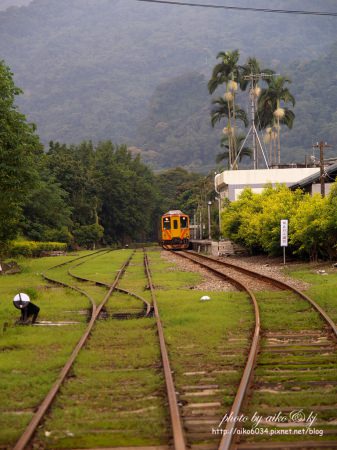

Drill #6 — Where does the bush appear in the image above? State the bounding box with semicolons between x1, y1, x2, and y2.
9;240;67;257
221;183;331;260
73;223;104;248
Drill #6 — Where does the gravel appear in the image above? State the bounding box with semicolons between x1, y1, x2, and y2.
161;251;311;292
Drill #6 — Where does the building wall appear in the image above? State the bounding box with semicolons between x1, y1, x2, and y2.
215;168;320;201
311;183;332;196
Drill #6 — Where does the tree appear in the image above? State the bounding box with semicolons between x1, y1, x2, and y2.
257;75;295;165
73;223;104;249
208;50;245;168
239;57;274;92
94;142;159;244
0;60;42;250
20;159;72;243
216;133;252;169
221;188;264;253
290;194;329;261
221;184;303;256
46;141;98;227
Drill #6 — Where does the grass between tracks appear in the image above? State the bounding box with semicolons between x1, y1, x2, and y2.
32;249;254;448
242;283;337;442
2;250;336;447
0;250;100;446
284;263;337;323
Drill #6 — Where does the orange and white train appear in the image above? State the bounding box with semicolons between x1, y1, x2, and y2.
160;210;190;250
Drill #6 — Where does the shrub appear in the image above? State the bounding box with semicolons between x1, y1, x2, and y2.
9;240;67;257
73;223;104;248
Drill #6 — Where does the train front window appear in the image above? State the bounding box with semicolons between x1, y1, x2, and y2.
180;216;188;228
163;217;171;230
173;219;178;229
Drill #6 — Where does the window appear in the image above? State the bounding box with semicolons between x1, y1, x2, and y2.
180;216;188;229
163;217;171;230
173;219;178;229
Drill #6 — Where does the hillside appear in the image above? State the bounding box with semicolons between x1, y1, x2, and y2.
1;0;337;170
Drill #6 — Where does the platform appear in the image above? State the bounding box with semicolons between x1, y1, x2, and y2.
190;239;247;257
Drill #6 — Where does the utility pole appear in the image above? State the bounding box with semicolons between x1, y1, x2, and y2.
232;72;273;170
207;201;212;240
313;141;332;198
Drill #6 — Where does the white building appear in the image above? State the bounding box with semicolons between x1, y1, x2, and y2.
215;167;321;201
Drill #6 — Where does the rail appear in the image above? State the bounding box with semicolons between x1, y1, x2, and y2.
144;251;187;450
13;250;132;450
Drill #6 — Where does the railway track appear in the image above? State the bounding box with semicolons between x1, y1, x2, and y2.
12;249;188;450
9;248;337;449
13;250;132;450
175;250;337;450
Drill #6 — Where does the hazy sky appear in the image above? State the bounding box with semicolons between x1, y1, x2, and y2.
0;0;32;11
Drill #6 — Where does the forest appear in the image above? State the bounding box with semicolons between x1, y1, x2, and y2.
0;60;209;254
1;0;337;171
2;58;337;261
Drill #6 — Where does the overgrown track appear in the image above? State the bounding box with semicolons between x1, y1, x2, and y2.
179;251;337;450
13;249;188;449
171;250;260;449
144;251;187;449
68;253;153;318
13;250;132;450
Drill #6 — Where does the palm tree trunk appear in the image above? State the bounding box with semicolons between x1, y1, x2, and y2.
227;98;233;168
277;117;281;164
232;95;237;169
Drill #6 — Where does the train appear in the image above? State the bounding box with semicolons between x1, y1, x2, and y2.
160;210;190;250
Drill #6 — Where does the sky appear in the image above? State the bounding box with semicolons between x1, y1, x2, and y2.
0;0;32;11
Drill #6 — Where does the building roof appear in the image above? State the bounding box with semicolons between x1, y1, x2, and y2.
289;162;337;189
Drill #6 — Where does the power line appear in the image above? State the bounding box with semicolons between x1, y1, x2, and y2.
135;0;337;17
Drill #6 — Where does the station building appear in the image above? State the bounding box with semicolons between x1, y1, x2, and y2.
215;163;337;201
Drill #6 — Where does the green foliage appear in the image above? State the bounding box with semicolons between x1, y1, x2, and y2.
73;224;104;249
222;188;264;253
222;183;337;260
45;140;160;245
9;240;67;257
93;142;159;243
258;185;302;255
155;167;203;216
290;194;330;260
20;157;72;242
0;60;42;247
46;141;97;227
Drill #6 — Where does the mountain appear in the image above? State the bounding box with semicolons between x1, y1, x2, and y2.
138;46;337;170
1;0;337;170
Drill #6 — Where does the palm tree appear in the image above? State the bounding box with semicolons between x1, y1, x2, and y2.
257;75;295;165
208;50;242;164
210;97;248;167
208;50;241;95
239;57;274;92
216;134;252;169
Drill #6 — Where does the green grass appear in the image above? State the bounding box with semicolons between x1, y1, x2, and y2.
70;249;133;285
36;319;170;448
3;249;337;448
284;263;337;323
0;250;127;447
241;275;337;442
256;291;324;332
34;249;254;448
